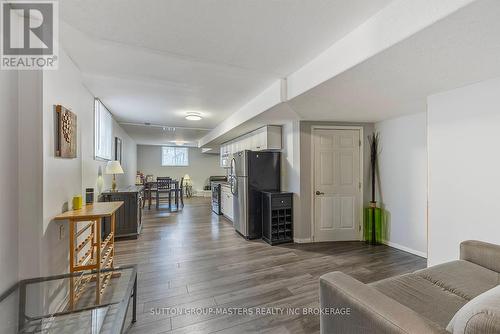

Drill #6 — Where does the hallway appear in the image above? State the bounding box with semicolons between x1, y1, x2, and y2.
115;197;426;333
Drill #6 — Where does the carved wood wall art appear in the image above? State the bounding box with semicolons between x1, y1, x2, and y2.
55;105;77;158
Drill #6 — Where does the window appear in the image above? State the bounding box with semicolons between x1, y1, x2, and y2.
162;147;189;166
94;99;113;160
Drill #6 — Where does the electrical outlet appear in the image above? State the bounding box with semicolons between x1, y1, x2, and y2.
59;224;65;240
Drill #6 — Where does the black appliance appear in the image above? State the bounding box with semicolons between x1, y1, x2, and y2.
230;150;281;239
211;182;222;215
208;176;227;190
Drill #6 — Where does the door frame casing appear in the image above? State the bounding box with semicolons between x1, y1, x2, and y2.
310;125;364;242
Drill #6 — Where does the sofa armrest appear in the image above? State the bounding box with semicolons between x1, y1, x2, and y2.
320;272;447;334
460;240;500;273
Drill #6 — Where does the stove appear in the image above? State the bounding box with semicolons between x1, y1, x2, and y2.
211;182;222;215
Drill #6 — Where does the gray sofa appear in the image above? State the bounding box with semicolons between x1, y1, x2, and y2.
320;240;500;334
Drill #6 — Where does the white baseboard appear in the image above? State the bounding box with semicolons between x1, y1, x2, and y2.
294;238;312;243
383;240;427;258
292;237;427;258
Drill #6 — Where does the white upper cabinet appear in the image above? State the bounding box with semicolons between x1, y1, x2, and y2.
265;125;282;150
220;143;230;168
228;142;235;155
231;141;239;155
219;125;282;167
239;134;252;151
251;128;266;150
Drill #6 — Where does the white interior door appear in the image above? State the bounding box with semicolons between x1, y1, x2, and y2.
313;129;362;241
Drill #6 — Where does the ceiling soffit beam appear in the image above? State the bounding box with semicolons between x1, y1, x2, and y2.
287;0;477;100
199;0;477;148
198;79;284;147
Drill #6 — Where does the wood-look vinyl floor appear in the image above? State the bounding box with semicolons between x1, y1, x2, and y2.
115;197;426;334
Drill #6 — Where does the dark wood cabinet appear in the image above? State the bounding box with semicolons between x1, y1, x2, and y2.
100;186;144;239
261;191;293;245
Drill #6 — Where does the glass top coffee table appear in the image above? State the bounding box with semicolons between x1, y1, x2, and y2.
0;265;137;334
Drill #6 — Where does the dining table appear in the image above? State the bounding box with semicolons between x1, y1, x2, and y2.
143;179;180;210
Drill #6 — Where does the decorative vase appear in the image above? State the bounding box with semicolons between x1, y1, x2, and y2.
364;207;383;244
72;195;83;210
367;132;381;245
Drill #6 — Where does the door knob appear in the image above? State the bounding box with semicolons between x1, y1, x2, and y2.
316;191;325;195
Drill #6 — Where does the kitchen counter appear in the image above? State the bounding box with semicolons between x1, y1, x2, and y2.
102;185;145;194
211;180;230;187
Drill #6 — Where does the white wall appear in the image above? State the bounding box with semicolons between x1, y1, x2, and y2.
137;145;225;192
281;121;302;241
375;113;428;257
35;47;137;278
82;116;138;194
18;71;44;280
42;48;88;276
0;48;139;302
0;70;19;292
428;76;500;265
111;122;138;187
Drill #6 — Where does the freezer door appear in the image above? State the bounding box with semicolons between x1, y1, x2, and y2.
248;151;281;191
233;150;248;177
233;176;248;237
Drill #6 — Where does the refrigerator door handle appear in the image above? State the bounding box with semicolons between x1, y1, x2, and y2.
230;157;236;175
230;175;237;195
230;158;237;195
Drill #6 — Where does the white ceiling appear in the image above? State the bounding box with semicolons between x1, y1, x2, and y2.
119;123;210;147
59;0;393;145
288;0;500;122
199;0;500;147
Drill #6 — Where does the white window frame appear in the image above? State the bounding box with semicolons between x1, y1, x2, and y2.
161;146;189;167
94;98;113;161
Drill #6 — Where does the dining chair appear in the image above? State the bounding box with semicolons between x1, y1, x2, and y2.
156;177;172;209
179;176;184;207
170;177;184;210
144;175;157;210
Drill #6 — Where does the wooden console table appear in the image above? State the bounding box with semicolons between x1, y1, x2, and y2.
54;201;123;306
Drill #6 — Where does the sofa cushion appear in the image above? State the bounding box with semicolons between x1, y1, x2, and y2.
460;240;500;273
416;260;500;300
447;284;500;333
371;273;468;327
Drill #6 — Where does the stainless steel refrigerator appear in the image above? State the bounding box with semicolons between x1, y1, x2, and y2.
230;150;281;239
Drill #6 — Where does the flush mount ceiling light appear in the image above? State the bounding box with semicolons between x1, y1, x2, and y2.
185;112;202;121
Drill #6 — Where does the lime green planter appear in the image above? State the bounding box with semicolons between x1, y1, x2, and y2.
364;207;384;244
